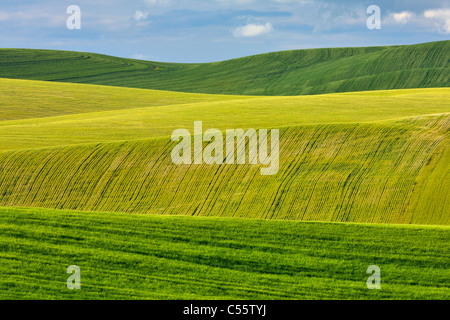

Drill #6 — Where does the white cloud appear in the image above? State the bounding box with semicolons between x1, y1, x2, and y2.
383;11;417;28
392;11;413;24
233;22;273;37
424;8;450;19
424;9;450;33
273;0;313;3
145;0;171;6
134;10;148;21
131;53;154;60
216;0;255;4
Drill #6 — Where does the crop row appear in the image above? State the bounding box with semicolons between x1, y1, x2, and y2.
0;206;449;299
0;115;448;224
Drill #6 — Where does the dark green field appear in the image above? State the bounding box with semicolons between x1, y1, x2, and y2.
1;206;449;299
0;41;448;95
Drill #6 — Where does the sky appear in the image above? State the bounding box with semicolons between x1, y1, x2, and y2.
0;0;449;62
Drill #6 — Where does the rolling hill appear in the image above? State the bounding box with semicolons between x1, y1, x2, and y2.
1;79;449;151
0;40;448;96
0;40;449;300
0;80;448;224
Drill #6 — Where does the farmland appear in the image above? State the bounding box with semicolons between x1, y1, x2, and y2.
1;206;449;299
0;112;449;225
0;79;449;151
0;79;449;224
0;40;448;96
0;41;449;299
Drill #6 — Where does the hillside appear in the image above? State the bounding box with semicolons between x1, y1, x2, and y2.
0;41;448;96
0;113;448;225
1;206;449;299
1;79;449;151
0;79;448;224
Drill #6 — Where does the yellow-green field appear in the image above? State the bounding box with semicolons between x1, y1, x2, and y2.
0;79;449;151
0;79;448;225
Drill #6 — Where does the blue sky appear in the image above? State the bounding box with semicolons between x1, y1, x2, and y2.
0;0;449;62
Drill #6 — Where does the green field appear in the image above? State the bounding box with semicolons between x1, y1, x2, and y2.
0;41;449;299
0;40;448;96
1;206;449;299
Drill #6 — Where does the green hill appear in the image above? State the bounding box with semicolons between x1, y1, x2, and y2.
1;41;448;96
1;206;449;299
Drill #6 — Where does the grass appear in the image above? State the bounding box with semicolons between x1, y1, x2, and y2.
0;40;448;96
1;79;449;151
1;206;448;300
